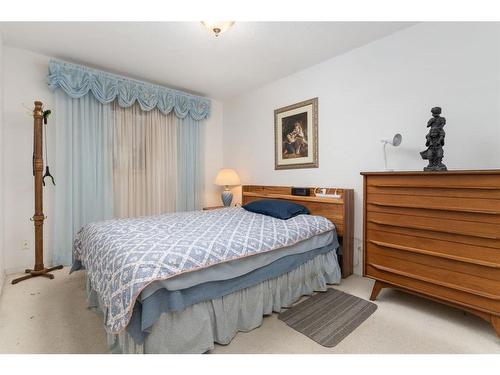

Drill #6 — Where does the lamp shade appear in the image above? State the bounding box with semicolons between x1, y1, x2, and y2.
215;168;241;186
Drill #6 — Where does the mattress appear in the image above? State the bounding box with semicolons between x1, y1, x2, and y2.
139;229;335;299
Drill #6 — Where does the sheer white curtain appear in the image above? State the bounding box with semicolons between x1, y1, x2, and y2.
176;116;205;211
112;102;178;218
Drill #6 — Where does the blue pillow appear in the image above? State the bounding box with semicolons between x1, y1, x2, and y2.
242;199;310;220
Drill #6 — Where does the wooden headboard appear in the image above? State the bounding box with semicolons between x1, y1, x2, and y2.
242;185;354;278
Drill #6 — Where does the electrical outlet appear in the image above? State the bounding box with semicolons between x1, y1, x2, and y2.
21;240;29;250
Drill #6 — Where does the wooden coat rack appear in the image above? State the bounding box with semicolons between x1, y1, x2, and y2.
12;101;63;285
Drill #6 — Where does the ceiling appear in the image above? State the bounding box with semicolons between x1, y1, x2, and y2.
0;22;415;99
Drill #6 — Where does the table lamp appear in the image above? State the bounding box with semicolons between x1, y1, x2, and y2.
215;168;241;207
381;133;402;171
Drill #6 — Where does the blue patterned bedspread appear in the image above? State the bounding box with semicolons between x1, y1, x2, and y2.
73;207;334;334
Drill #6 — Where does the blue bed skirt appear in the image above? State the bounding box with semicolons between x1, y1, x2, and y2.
87;248;341;353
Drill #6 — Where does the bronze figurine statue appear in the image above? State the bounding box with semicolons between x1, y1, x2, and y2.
420;107;447;171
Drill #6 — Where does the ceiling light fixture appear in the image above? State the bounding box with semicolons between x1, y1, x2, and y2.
201;21;235;37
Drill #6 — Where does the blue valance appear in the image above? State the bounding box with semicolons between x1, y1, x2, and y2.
47;60;210;120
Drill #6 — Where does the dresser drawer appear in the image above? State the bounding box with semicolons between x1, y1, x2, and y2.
367;192;500;215
367;219;500;250
366;203;500;225
366;229;500;267
366;239;500;281
366;174;500;190
365;263;500;315
366;185;500;200
366;247;500;295
366;211;500;242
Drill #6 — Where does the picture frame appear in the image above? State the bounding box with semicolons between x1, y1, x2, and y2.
274;97;318;170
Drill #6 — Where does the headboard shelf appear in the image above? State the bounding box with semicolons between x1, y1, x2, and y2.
242;185;354;278
242;191;344;205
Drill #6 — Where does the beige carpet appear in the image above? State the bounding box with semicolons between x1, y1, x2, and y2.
0;268;498;353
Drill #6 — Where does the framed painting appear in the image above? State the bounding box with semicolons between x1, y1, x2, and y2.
274;97;318;170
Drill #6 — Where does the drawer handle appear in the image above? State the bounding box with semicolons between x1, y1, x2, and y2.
370;201;500;215
368;219;500;240
369;240;500;269
369;264;500;300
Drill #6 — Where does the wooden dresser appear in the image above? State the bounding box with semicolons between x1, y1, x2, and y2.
361;170;500;337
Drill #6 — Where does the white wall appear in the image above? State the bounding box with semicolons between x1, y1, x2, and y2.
223;22;500;275
0;31;5;292
3;46;54;274
2;46;223;273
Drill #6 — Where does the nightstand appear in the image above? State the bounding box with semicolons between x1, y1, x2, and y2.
202;206;224;211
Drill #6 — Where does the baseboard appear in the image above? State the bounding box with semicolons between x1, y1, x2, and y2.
5;266;28;275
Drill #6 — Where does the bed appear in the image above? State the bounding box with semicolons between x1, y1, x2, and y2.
72;185;354;353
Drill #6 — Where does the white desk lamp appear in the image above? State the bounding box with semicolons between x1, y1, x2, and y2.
381;133;402;171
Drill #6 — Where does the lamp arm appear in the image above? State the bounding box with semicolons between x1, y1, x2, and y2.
383;142;388;171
